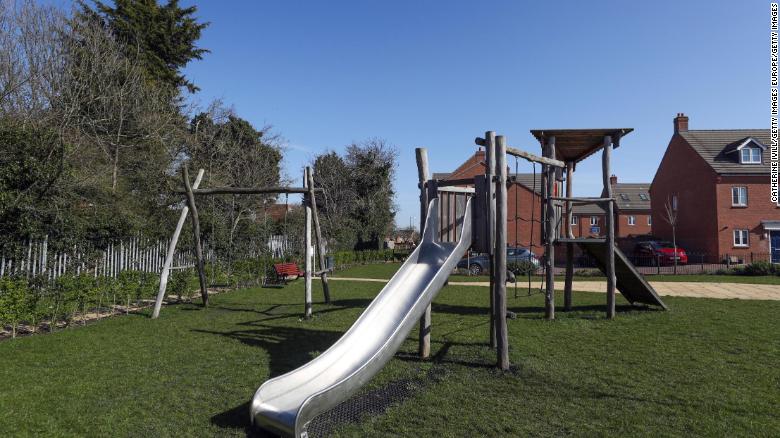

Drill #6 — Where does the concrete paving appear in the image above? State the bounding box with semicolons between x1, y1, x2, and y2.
329;277;780;301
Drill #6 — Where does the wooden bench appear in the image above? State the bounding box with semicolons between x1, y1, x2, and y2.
267;262;304;285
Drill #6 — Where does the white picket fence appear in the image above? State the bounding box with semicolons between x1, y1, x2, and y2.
0;234;303;281
0;236;195;280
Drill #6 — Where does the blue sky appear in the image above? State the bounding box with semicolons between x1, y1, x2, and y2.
177;0;767;229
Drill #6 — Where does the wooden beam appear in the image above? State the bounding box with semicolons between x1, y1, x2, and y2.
304;169;313;319
415;148;431;359
602;136;616;319
494;135;510;370
306;166;331;304
153;168;204;319
437;186;475;194
177;186;322;196
564;161;574;312
544;137;556;320
434;177;475;187
506;146;565;168
550;196;614;203
182;165;209;307
485;131;497;349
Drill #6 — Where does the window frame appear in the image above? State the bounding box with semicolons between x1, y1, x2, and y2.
740;147;762;164
731;186;748;207
590;216;598;226
570;215;578;226
647;216;652;226
733;229;749;247
627;215;635;226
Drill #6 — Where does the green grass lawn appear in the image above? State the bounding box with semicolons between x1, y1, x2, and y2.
1;280;778;437
333;262;780;284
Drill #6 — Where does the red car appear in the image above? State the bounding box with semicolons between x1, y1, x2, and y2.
634;240;688;266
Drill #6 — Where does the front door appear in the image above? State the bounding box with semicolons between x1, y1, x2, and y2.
771;231;780;263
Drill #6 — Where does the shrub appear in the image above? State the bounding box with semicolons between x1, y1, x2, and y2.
742;261;776;276
575;269;606;278
0;277;29;338
508;260;538;276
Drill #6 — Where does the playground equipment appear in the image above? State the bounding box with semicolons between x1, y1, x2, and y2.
251;195;473;437
152;166;331;319
251;129;667;437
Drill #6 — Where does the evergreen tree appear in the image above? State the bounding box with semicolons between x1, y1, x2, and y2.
85;0;209;92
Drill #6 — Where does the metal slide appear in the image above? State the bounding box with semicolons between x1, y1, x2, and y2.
251;198;472;437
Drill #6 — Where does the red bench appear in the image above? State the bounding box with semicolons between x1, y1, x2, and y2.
272;262;304;283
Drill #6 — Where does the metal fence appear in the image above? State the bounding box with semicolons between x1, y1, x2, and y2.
552;250;777;276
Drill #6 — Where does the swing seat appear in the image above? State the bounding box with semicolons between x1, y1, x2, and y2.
264;262;304;287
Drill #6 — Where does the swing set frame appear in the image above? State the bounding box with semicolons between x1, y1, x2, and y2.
151;165;331;319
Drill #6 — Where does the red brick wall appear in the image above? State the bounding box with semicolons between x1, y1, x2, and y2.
715;175;780;260
650;134;719;258
616;211;652;237
443;151;545;256
567;214;606;238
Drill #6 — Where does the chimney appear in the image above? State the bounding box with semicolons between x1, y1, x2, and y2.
674;112;689;133
610;174;617;186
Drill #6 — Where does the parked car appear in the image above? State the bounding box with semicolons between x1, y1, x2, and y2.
457;247;540;275
633;240;688;265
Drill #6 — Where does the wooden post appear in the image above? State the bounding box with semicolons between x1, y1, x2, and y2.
544;137;556;320
485;131;497;349
306;166;331;304
603;135;616;319
182;165;209;307
304;169;313;319
564;161;574;311
415;148;431;359
153;169;204;318
494;135;510;370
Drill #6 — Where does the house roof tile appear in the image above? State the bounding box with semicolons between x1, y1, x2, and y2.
679;129;771;175
609;183;651;211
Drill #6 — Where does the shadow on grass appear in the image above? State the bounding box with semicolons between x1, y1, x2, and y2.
195;324;342;378
395;340;495;369
202;324;344;436
432;301;659;319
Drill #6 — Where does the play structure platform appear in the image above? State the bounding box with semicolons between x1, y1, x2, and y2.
251;198;473;437
558;238;667;309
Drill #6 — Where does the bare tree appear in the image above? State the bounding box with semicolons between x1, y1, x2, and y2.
0;0;66;121
186;100;284;270
60;14;181;193
662;194;678;274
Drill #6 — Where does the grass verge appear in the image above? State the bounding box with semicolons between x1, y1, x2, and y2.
0;281;777;436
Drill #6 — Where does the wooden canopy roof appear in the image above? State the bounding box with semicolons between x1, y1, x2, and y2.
530;128;633;163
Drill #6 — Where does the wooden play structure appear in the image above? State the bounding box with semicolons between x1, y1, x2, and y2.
250;135;668;435
151;165;331;319
416;129;667;370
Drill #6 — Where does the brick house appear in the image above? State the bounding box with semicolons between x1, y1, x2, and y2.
605;176;652;237
650;113;778;262
569;203;606;238
434;150;548;255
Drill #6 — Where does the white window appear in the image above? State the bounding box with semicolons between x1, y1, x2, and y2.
733;229;749;247
731;186;747;206
647;216;652;225
628;215;635;226
570;215;578;226
638;193;649;201
740;147;762;164
590;216;598;226
620;193;630;201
